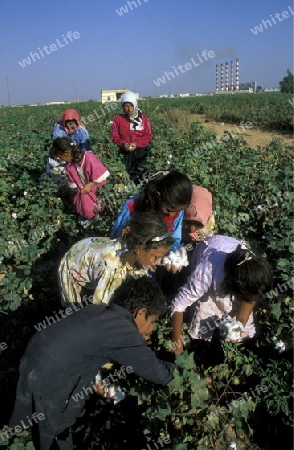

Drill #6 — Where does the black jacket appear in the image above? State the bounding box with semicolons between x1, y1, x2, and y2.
9;303;174;449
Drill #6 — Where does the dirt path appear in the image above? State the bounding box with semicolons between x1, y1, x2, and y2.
191;114;293;149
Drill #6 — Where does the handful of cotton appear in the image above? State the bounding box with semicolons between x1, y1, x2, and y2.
217;315;245;342
95;371;125;405
162;247;189;270
104;385;125;405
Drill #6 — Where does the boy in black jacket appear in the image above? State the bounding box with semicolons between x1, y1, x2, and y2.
8;276;175;450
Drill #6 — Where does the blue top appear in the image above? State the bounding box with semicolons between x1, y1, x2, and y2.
110;195;184;252
52;124;91;150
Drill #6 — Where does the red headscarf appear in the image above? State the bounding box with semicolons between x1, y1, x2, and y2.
58;109;84;134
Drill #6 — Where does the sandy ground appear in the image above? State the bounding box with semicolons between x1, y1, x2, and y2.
191;114;293;149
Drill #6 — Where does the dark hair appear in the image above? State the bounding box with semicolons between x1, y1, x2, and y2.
223;245;273;301
134;171;192;214
50;137;83;162
109;275;167;318
122;212;175;251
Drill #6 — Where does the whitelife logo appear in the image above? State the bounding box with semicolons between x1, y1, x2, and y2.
250;5;294;35
153;50;215;87
116;0;149;16
18;31;81;68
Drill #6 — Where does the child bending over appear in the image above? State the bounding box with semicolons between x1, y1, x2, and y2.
171;235;273;354
50;137;109;221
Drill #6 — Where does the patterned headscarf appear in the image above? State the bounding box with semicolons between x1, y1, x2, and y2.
121;91;143;128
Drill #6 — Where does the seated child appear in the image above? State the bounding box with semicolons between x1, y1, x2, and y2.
47;108;91;189
50;137;109;221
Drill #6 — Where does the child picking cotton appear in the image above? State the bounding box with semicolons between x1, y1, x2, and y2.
50;137;109;223
47;108;91;189
171;235;273;354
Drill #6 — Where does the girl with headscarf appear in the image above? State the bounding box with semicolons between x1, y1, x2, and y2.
111;91;152;184
50;137;109;222
47;108;91;189
53;108;90;150
182;185;215;245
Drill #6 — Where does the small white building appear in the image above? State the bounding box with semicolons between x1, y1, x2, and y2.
46;101;68;105
101;89;139;104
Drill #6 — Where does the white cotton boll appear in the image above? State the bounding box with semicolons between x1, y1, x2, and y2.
167;161;170;165
113;386;125;405
11;213;17;219
228;442;237;450
218;316;244;341
108;386;116;397
95;371;102;383
275;342;286;353
229;327;242;341
24;191;28;196
273;337;286;353
162;248;189;268
168;154;173;158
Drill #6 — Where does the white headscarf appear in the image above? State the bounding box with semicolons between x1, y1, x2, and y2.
121;91;138;109
121;91;142;128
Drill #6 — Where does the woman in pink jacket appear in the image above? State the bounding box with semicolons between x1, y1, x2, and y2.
111;91;152;184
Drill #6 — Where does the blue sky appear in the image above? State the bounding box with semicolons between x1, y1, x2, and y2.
0;0;293;105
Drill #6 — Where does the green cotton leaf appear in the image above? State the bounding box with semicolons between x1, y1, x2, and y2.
25;442;35;450
10;443;26;450
174;444;188;450
270;302;282;320
190;388;209;409
0;434;9;446
235;420;243;429
175;351;195;370
153;406;171;421
242;364;253;376
167;371;184;392
238;400;256;422
277;258;289;268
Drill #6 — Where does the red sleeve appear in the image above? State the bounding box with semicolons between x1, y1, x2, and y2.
164;212;179;232
111;116;125;147
135;114;152;148
127;199;136;216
